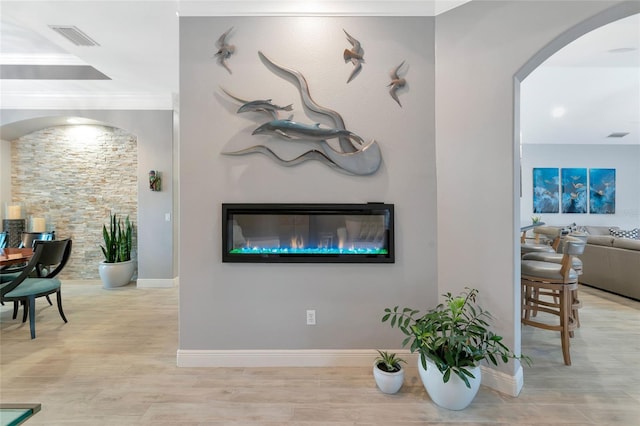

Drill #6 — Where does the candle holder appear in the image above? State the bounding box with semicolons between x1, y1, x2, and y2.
2;219;25;248
4;202;25;220
29;216;47;233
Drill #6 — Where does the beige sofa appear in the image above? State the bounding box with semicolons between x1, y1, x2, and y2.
579;226;640;300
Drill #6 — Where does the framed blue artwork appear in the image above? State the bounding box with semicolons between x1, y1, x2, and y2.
589;168;615;214
561;168;587;213
532;168;559;213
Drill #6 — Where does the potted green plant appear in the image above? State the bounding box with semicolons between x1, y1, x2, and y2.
373;350;406;394
98;212;135;289
382;287;530;410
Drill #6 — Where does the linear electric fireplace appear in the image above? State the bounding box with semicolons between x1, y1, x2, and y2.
222;203;394;263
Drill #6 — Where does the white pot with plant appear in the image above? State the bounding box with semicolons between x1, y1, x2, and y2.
383;288;530;410
373;350;406;394
98;213;135;289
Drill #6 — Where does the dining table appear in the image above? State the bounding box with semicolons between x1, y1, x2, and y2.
0;247;33;268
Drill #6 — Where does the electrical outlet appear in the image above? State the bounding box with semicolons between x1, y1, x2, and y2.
306;309;316;325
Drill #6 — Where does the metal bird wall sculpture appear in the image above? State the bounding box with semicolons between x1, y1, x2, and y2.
214;27;235;74
388;60;407;107
343;29;364;83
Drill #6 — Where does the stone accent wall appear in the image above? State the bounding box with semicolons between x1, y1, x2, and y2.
11;125;138;279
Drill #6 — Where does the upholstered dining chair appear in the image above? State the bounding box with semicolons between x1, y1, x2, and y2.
0;239;72;339
521;239;585;366
0;231;7;248
3;232;57;308
19;231;55;249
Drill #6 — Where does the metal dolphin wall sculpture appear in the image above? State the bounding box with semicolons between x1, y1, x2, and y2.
221;52;382;176
252;119;354;141
220;88;291;120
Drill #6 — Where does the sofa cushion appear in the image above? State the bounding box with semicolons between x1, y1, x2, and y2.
585;226;616;236
613;238;640;251
609;227;639;240
587;235;615;246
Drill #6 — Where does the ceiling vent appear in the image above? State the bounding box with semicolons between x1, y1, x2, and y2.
49;25;100;46
607;132;629;138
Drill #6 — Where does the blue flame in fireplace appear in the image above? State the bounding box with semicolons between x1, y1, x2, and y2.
230;247;388;255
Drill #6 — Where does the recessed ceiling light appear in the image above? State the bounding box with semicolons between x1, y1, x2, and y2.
551;106;566;118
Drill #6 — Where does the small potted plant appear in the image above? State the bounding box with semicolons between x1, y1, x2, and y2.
98;212;135;289
373;350;406;394
382;288;530;410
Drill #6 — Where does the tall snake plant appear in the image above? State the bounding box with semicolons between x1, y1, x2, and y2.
100;213;133;263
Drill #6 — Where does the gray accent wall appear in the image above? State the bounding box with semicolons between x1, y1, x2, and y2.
179;16;438;350
179;3;635;357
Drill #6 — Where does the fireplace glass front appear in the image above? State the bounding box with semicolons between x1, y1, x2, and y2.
222;203;394;263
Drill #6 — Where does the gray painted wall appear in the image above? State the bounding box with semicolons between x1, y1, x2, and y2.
521;144;640;228
0;109;175;281
435;0;628;376
179;16;437;350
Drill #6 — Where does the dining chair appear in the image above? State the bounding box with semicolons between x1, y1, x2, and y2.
0;231;7;248
521;239;585;365
19;231;55;248
0;239;72;339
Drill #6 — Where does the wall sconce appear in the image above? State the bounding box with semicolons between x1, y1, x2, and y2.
149;170;162;192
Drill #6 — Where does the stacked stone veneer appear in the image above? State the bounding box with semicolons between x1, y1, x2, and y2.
11;125;138;279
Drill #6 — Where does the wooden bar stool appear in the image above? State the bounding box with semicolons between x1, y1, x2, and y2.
522;235;585;327
521;240;585;365
521;226;562;256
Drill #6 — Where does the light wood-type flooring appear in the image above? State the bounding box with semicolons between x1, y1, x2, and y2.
1;282;639;425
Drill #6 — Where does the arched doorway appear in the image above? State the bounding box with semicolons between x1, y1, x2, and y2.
514;3;639;358
1;119;138;279
1;109;175;286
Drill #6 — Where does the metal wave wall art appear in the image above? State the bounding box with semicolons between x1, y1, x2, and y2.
221;51;382;176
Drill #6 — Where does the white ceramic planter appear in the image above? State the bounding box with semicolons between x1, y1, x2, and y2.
418;357;481;410
373;363;405;394
99;260;135;289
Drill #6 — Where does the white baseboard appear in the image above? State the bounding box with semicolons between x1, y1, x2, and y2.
177;349;392;368
176;349;522;396
480;363;523;397
136;278;175;288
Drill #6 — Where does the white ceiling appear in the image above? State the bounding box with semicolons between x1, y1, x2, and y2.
0;1;638;145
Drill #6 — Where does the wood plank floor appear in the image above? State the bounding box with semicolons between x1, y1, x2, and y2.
1;282;639;425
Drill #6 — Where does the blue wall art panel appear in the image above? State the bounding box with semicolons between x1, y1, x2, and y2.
589;168;616;214
532;168;559;213
561;168;587;213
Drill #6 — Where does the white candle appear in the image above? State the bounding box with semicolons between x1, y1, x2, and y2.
7;205;21;219
32;217;46;232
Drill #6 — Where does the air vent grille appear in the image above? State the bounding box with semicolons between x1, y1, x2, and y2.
49;25;100;46
607;132;629;138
